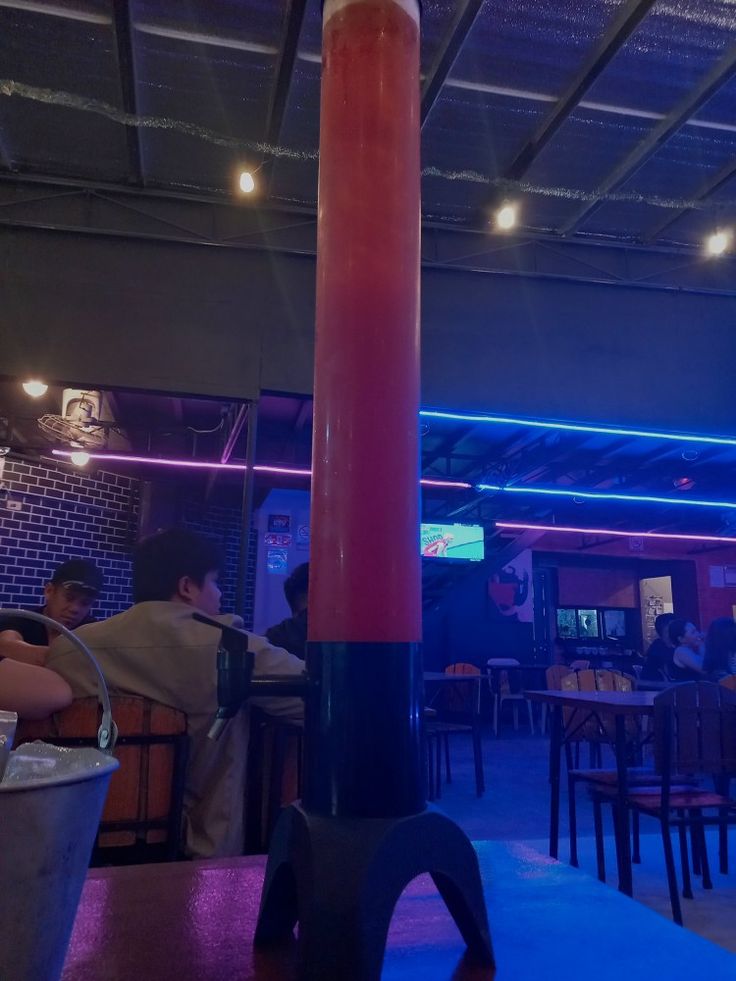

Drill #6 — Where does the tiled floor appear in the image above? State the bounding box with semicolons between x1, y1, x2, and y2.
433;726;736;955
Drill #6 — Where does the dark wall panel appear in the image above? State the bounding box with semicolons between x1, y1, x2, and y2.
2;228;735;436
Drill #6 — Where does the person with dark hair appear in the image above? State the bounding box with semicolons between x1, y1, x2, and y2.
46;528;305;859
640;612;676;681
703;617;736;679
0;558;104;666
266;562;309;660
666;617;705;681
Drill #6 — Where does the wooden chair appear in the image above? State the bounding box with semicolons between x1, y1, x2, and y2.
593;682;736;925
719;674;736;692
16;696;188;861
244;708;303;853
564;670;651;871
539;665;574;733
425;663;485;798
486;658;534;735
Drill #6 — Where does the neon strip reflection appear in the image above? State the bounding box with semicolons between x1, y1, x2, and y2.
476;483;736;511
495;521;736;545
421;409;736;447
51;450;470;488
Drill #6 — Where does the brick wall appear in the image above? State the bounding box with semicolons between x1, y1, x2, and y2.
182;501;257;629
0;458;139;617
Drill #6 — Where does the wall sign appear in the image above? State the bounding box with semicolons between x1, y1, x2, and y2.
268;514;291;533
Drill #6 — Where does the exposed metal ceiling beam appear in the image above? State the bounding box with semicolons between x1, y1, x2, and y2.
420;0;484;127
112;0;144;185
503;0;657;182
644;155;736;244
265;0;308;150
559;43;736;236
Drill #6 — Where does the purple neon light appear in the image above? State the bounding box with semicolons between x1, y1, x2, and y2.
495;521;736;545
51;450;473;488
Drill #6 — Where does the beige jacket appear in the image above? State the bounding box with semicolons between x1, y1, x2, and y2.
46;601;305;858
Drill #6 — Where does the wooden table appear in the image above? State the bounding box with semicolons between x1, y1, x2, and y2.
525;689;656;895
61;842;736;980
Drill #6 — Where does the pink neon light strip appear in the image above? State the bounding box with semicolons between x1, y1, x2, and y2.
495;521;736;545
51;450;470;488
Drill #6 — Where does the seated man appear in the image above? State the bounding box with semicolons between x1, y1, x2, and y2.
641;612;675;681
47;528;304;860
0;558;104;666
266;562;309;660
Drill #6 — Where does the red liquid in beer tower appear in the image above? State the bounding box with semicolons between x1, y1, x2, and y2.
310;0;421;643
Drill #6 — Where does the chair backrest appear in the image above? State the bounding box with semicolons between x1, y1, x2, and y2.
569;659;591;671
545;665;573;691
487;658;520;696
16;696;187;852
437;663;480;714
654;682;736;779
718;674;736;692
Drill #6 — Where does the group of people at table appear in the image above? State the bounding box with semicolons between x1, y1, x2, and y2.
553;612;736;684
2;536;734;861
0;531;309;859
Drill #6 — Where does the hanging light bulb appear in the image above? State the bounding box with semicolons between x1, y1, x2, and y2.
238;170;256;194
706;229;730;256
22;379;48;398
70;450;90;467
494;202;518;231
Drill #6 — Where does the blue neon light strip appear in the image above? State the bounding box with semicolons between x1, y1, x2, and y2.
420;409;736;447
475;483;736;510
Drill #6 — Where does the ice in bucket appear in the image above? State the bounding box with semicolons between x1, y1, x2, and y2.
0;741;119;981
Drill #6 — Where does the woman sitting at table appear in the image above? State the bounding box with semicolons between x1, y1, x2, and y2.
703;616;736;680
666;618;705;681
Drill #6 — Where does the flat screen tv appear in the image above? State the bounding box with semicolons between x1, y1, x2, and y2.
556;608;578;639
420;522;484;561
578;608;600;638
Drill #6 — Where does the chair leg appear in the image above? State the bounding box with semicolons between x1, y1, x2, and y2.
593;796;606;882
435;734;442;800
661;820;684;926
568;773;579;868
692;812;712;890
690;821;702;877
632;810;641;865
512;702;519;731
526;699;534;736
677;820;694;900
444;733;452;784
493;695;499;737
541;703;547;735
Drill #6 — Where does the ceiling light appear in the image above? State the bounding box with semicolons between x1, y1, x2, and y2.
706;229;730;256
494;203;518;231
70;450;90;467
22;379;48;398
238;170;256;194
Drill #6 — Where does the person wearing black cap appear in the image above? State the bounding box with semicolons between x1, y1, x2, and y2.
0;558;104;666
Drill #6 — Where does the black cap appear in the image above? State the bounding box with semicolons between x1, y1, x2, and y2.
51;559;104;595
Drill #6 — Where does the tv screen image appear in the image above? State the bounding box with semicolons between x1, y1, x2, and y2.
604;609;627;638
420;523;484;561
578;609;600;638
556;609;578;639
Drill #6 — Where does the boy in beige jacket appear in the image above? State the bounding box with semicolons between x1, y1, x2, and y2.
47;528;305;859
